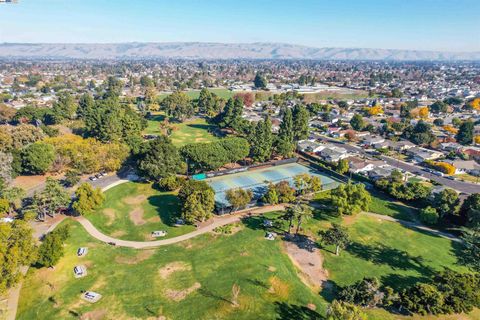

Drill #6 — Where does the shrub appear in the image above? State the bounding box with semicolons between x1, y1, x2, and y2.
419;206;439;225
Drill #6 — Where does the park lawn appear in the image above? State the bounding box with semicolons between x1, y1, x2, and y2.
145;116;220;147
17;218;326;320
85;182;195;241
169;118;220;147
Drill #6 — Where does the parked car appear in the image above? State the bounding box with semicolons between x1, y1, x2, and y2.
151;230;167;237
89;176;97;181
73;265;86;277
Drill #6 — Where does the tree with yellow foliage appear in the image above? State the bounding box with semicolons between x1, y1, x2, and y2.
443;125;458;134
474;136;480;145
427;161;456;175
367;105;383;116
418;106;429;119
468;98;480;110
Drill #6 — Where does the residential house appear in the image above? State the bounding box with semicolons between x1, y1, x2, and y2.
407;147;444;163
443;160;480;174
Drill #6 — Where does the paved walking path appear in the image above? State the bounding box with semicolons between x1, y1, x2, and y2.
75;204;286;249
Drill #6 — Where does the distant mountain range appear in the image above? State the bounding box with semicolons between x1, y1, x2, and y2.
0;42;479;61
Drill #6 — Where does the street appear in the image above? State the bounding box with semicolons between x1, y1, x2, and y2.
314;135;480;194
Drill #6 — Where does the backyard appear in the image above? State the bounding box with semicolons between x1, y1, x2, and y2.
85;182;195;241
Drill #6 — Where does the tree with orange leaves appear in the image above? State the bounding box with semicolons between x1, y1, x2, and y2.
367;105;383;116
418;106;429;119
468;98;480;110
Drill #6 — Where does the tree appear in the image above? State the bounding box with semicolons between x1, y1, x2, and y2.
459;193;480;227
77;93;95;119
292;105;310;141
0;151;13;183
430;101;448;114
72;183;105;215
276;108;295;157
350;114;365;131
0;104;16;124
433;188;460;219
84;98;146;143
178;180;215;223
162;91;193;122
404;121;435;146
331;183;371;216
336;159;350;175
64;169;80;187
459;227;480;272
197;88;215;116
263;183;279;205
32;178;70;220
419;206;439;225
433;269;480;314
327;300;367;320
218;137;250;164
400;283;445;315
320;223;350;256
37;225;70;268
138;136;184;180
254;72;267;89
21;142;55;174
226;188;252;211
51;93;77;122
294;203;313;235
249;117;273;162
275;181;296;203
294;173;322;195
0;220;37;294
456;120;474;145
338;277;388;308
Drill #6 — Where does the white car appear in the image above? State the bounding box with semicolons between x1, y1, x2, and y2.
265;232;276;241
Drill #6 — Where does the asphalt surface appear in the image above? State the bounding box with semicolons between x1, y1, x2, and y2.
314;135;480;194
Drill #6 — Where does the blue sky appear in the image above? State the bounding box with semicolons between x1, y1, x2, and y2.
0;0;479;51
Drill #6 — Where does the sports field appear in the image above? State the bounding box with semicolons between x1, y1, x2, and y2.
205;162;340;208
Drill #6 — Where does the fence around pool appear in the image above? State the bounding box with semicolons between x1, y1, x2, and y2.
203;162;341;211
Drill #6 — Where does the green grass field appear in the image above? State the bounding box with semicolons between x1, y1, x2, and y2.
145;116;219;147
17;210;473;320
17;218;326;320
85;182;195;241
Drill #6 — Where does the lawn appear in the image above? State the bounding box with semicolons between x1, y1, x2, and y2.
17;218;325;320
85;182;195;241
18;209;474;320
145;116;220;147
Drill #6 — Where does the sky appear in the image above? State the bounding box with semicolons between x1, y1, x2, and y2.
0;0;479;52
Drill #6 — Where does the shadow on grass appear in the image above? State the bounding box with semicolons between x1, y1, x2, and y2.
187;123;216;131
147;194;182;226
346;242;436;277
319;280;339;303
198;288;232;304
380;273;430;291
275;302;324;320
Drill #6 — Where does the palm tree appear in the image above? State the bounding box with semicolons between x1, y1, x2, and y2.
294;204;313;235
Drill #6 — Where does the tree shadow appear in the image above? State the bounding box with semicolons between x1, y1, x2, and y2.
245;278;270;289
187;123;216;131
198;288;232;304
275;302;324;320
283;234;319;253
147;194;182;226
319;279;339;303
346;242;436;277
380;273;430;291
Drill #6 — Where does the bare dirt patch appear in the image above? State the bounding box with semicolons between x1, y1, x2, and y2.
158;261;191;279
80;309;107;320
123;195;147;205
129;207;146;225
342;214;358;226
268;266;277;272
103;209;116;226
115;250;155;265
165;282;201;302
283;236;328;290
307;303;316;311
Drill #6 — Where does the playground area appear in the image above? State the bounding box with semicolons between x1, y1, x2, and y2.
204;162;341;208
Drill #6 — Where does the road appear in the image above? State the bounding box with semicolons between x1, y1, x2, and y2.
314;135;480;194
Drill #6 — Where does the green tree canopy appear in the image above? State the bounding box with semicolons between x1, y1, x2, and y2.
331;183;371;216
138;136;184;181
320;223;350;256
21;142;55;175
72;183;105;215
161;91;193;122
456;120;474;145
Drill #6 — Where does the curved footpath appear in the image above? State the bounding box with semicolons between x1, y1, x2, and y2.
75;204;287;249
